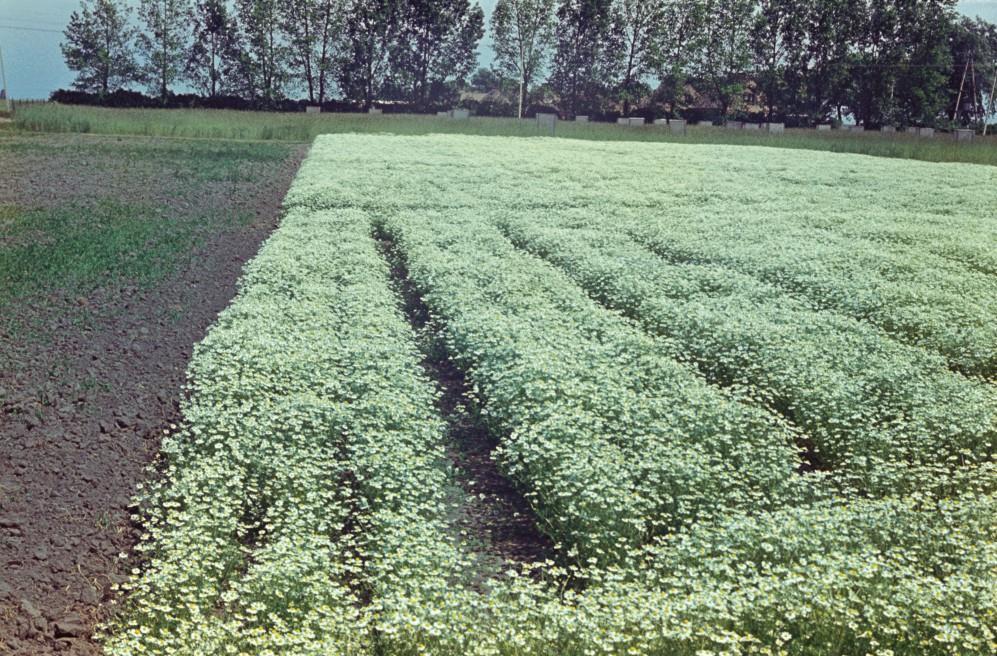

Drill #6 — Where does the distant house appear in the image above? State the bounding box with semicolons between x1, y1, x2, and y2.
679;79;767;118
459;89;509;104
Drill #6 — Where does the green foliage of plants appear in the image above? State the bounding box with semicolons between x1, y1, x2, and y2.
107;134;997;655
12;103;997;166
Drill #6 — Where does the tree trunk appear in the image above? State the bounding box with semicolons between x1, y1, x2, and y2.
161;38;167;100
623;38;638;118
519;77;525;119
318;0;333;105
365;56;373;111
768;31;777;121
210;37;218;97
623;70;633;117
102;28;111;97
416;53;429;109
304;15;315;104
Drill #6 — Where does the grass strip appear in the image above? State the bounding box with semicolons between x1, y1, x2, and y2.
13;103;997;167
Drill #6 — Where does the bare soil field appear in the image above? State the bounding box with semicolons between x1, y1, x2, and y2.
0;133;305;654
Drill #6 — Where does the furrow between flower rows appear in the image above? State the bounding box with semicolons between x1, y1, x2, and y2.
376;209;812;569
103;207;481;655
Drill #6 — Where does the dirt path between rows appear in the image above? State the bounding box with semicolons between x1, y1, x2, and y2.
373;231;554;579
1;134;306;654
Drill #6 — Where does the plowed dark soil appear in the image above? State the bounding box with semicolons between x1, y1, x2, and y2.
0;133;306;654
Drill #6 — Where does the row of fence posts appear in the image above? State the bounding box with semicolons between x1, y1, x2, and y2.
302;104;982;142
542;114;980;142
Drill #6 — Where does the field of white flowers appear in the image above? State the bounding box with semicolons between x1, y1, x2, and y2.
105;135;996;655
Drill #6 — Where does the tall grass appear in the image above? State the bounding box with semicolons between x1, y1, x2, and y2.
12;102;997;166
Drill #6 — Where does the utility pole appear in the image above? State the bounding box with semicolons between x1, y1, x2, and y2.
970;57;980;126
954;56;970;124
0;39;11;113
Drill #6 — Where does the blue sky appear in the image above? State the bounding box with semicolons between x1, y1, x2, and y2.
0;0;992;99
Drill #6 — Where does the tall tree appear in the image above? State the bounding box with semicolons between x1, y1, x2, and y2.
280;0;344;104
338;0;402;110
550;0;620;117
490;0;557;118
187;0;240;97
848;0;956;127
690;0;754;121
137;0;192;101
61;0;138;96
392;0;485;108
751;0;800;120
786;0;862;123
894;3;953;126
233;0;288;106
654;0;702;117
610;0;666;116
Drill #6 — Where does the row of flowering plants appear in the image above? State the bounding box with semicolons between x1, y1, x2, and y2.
377;209;811;567
106;134;996;655
624;208;997;380
498;214;996;498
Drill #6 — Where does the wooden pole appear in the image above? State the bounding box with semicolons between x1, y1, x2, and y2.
0;41;10;113
954;56;970;123
970;57;980;125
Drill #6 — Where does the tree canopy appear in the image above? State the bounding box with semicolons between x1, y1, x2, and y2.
60;0;997;126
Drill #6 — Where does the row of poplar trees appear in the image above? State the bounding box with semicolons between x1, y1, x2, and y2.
492;0;996;125
63;0;995;124
61;0;485;110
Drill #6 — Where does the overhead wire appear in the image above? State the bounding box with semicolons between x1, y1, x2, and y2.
0;24;63;34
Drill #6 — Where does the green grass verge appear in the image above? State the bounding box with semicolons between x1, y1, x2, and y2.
0;135;299;313
0;200;218;304
11;102;997;166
